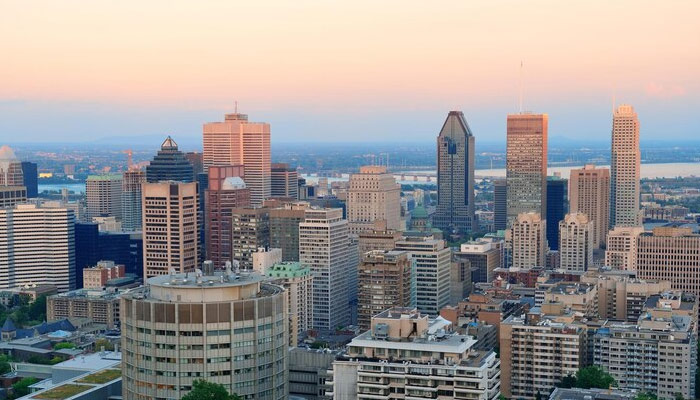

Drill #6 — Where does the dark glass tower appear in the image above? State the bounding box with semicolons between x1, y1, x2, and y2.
493;179;507;231
433;111;475;233
145;136;195;183
20;161;38;197
546;177;567;250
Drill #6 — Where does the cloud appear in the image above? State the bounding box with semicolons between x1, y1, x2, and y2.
645;82;686;99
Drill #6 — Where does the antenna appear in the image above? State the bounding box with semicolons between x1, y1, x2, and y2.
234;100;238;113
518;61;524;114
611;85;616;115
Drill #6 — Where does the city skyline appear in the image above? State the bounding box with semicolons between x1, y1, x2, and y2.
1;1;699;143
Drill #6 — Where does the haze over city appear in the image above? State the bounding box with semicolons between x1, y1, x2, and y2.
2;0;699;143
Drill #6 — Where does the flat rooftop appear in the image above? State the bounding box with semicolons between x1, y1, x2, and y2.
148;270;265;289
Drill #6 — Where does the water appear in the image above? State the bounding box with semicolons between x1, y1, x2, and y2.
39;183;85;194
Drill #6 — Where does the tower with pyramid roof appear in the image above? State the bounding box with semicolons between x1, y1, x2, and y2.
145;136;195;183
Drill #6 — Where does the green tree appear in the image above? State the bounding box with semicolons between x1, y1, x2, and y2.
12;377;39;398
54;342;76;350
559;374;576;389
574;366;616;389
181;380;242;400
634;393;657;400
27;295;47;322
94;338;114;351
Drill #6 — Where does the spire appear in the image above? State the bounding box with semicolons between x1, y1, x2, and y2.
161;136;178;151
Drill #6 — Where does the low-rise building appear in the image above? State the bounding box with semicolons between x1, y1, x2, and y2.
542;282;598;318
82;261;125;289
47;289;121;330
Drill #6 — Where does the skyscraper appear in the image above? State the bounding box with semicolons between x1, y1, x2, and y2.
145;136;195;183
0;146;24;186
546;176;567;250
558;212;593;272
605;226;644;270
434;111;476;233
269;201;309;262
510;212;546;269
610;104;641;228
271;163;299;199
230;207;269;271
20;161;38;198
299;208;351;331
142;181;198;278
347;165;401;234
493;179;507;231
395;235;451;315
85;174;122;221
569;164;610;249
203;112;271;206
0;203;75;291
205;171;250;268
120;170;145;231
506;113;548;226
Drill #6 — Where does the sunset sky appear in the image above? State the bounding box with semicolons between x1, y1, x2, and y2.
1;0;698;143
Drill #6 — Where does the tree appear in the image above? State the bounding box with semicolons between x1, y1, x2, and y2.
559;374;577;389
574;366;616;389
634;393;657;400
27;295;47;322
54;342;76;350
12;377;39;398
94;338;114;351
181;380;242;400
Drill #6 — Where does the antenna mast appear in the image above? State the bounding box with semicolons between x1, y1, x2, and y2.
519;61;524;114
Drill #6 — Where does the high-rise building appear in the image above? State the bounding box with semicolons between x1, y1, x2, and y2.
357;250;414;331
271;163;299;199
145;136;195;183
559;212;593;272
546;176;567;250
121;270;288;399
0;203;75;291
569;164;610;249
456;239;502;283
510;212;546;268
205;174;250;268
434;111;476;233
142;181;198;278
120;170;145;231
330;308;501;400
269;202;309;262
605;226;644;270
610;104;641;228
506;113;548;226
347;165;401;234
75;223;143;283
501;305;586;398
637;226;700;298
184;151;204;175
0;146;24;187
231;207;270;271
86;174;122;221
20;161;38;198
357;220;402;254
395;235;451;315
266;261;314;346
203;112;271;206
299;208;351;331
493;179;507;231
0;186;27;208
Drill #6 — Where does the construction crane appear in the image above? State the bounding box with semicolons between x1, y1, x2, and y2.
122;149;133;170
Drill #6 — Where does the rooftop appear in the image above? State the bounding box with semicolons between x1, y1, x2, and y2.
266;262;311;278
148;269;265;289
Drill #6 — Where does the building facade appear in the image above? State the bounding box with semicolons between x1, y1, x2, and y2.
205;177;251;268
0;146;24;187
510;212;546;269
493;179;507;232
86;174;122;221
395;236;451;315
231;207;270;271
559;212;594;272
145;136;195;183
271;163;298;199
610;104;641;228
569;164;610;249
347;165;401;234
605;226;644;270
47;288;121;329
266;262;313;346
457;239;503;284
20;161;38;198
120;170;145;231
546;177;567;251
269;202;309;262
83;260;125;289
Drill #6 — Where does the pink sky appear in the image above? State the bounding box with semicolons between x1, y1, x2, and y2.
1;0;698;142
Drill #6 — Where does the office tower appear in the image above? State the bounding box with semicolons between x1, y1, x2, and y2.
184;151;203;175
0;203;75;291
75;223;143;282
605;226;644;270
203;112;271;206
201;164;245;258
434;111;476;233
0;146;23;186
395;235;451;315
637;226;700;297
205;176;251;268
48;288;121;329
269;202;309;262
230;207;270;270
493;179;507;231
299;208;351;331
510;212;546;268
546;176;567;250
610;104;641;228
93;216;122;232
569;164;610;249
594;293;697;400
266;261;313;345
357;220;402;254
501;306;586;398
347;165;401;234
450;258;472;304
357;250;413;331
506;113;548;225
121;270;288;400
271;163;299;199
86;174;122;221
330;308;500;400
142;181;198;278
120;170;145;231
82;260;125;289
20;161;38;198
456;239;502;283
559;212;593;272
145;136;195;183
0;186;27;208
